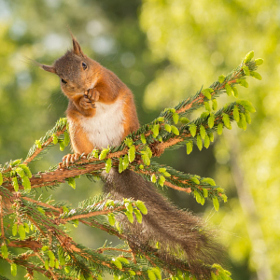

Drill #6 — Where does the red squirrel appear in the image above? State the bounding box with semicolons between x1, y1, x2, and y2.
39;35;222;278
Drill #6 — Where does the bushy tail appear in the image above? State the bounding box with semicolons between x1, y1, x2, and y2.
103;169;223;278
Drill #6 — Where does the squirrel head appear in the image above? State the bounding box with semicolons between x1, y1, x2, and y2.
40;35;101;99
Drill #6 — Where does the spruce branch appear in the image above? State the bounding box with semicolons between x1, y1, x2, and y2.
24;118;68;165
0;52;262;280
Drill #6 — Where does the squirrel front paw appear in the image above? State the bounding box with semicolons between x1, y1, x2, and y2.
79;95;95;110
86;88;100;102
59;153;86;168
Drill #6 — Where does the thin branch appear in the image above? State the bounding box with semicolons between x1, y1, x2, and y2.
58;205;126;223
8;240;42;250
24;122;67;165
164;181;191;193
21;196;63;214
98;247;132;254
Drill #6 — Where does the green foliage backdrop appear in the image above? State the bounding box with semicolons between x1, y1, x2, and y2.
0;0;278;279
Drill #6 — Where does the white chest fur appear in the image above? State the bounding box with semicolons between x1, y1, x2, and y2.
80;98;124;149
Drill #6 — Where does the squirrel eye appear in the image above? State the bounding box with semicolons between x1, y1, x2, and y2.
82;62;87;70
61;78;67;84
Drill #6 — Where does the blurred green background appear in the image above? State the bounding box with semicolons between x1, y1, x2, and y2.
0;0;279;279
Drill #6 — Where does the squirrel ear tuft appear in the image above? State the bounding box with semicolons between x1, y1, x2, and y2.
71;36;84;56
40;64;56;74
67;27;84;56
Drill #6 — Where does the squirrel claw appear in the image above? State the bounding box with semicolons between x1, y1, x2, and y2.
59;153;83;168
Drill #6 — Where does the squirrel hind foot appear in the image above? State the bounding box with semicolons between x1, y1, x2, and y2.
59;153;85;168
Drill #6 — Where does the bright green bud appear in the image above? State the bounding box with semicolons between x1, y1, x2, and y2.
255;58;264;65
19;164;32;178
204;134;210;148
191;176;200;185
52;133;58;144
237;100;256;113
128;145;136;163
245;111;251;124
201;177;216;186
67;177;76;189
122;155;129;171
203;188;208;198
212;99;218;110
156;117;164;122
158;175;166;187
22;177;31;192
222;113;231;129
35;140;42;149
186;141;193;155
196;135;203;151
1;244;8;259
125;211;134;224
11;263;17;277
151;174;157;183
204;101;211;112
212;197;220;211
124;137;133;147
218;75;225;83
180;117;190;124
232;86;238;98
112;258;123;270
244;50;254;63
201;88;213;99
63;131;70;146
189;124;197;137
152;124;160;138
237;79;249;88
136;200;148;215
18;224;26;240
99;148;110;160
173;113;179;124
225;84;232;96
141;134;147;144
233;106;240;122
250;71;262;80
147;270;156;280
164;124;171;133
171;125;179;135
217;123;223;135
133;209;143;224
105;158;112;174
209;132;214;142
199;125;206;140
91;149;99;158
208;114;215;128
12;223;18;236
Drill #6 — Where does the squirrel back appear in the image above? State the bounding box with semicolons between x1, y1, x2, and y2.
40;35;222;278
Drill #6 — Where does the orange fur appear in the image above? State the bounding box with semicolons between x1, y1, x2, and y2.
67;114;94;154
119;89;140;138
